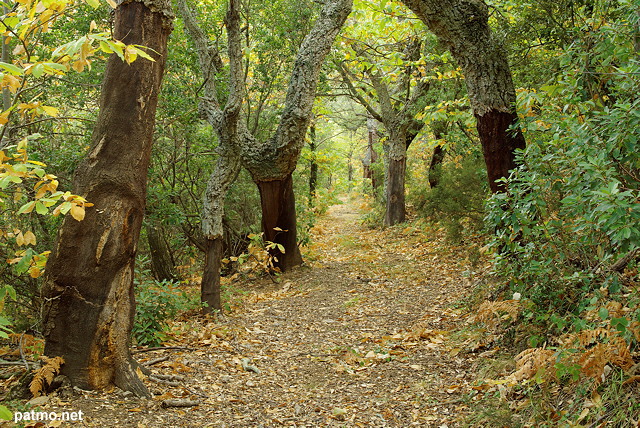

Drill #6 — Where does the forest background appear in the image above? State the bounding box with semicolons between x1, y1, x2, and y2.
0;0;639;425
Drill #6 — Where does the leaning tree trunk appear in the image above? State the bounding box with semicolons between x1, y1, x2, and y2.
242;0;352;271
178;0;244;313
41;0;172;397
400;0;525;192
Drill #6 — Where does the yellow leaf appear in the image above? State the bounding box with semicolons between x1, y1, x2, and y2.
28;266;41;278
72;60;86;73
15;231;25;246
90;20;98;32
41;105;59;117
24;230;36;245
124;45;139;64
70;204;85;221
106;0;117;7
0;110;10;125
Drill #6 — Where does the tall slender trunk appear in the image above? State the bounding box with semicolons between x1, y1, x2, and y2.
41;0;172;397
256;174;303;271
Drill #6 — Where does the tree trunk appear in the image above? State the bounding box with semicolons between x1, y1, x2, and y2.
363;116;379;189
385;154;407;225
178;0;244;314
428;144;446;189
256;174;303;271
241;0;352;272
400;0;525;192
308;123;318;204
201;237;223;312
41;0;172;398
475;110;525;192
146;224;177;283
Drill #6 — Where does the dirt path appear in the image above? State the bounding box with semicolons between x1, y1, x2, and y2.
39;196;479;427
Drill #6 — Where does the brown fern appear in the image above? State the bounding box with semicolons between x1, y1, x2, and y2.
30;356;64;398
474;300;521;328
510;348;556;381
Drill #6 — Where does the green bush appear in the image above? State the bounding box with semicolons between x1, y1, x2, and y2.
132;258;197;347
414;156;489;242
486;2;640;316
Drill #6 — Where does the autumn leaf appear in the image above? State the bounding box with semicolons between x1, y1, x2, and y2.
69;204;85;221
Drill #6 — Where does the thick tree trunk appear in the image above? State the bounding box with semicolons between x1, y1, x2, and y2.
476;110;525;192
41;0;172;398
201;237;223;312
400;0;525;192
256;175;303;271
147;224;177;283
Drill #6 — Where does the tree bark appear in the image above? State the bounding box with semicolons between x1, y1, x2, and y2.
362;116;379;189
242;0;352;270
475;110;524;192
385;154;407;225
201;237;223;311
41;0;172;397
178;0;244;313
400;0;525;192
428;144;446;189
256;174;303;271
146;224;177;283
308;123;318;204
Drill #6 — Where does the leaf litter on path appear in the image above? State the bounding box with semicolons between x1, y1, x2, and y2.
33;196;481;427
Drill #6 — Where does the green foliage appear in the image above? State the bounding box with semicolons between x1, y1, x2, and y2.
412;156;488;242
132;258;196;347
486;1;639;314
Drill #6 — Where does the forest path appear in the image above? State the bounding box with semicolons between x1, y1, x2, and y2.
52;195;479;427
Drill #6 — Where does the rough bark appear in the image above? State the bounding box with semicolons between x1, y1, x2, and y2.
178;0;244;312
146;224;177;283
41;0;172;397
256;174;303;271
308;123;318;204
242;0;352;270
201;237;223;311
385;155;407;225
400;0;526;192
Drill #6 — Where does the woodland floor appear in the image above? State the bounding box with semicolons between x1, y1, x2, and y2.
3;195;490;427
